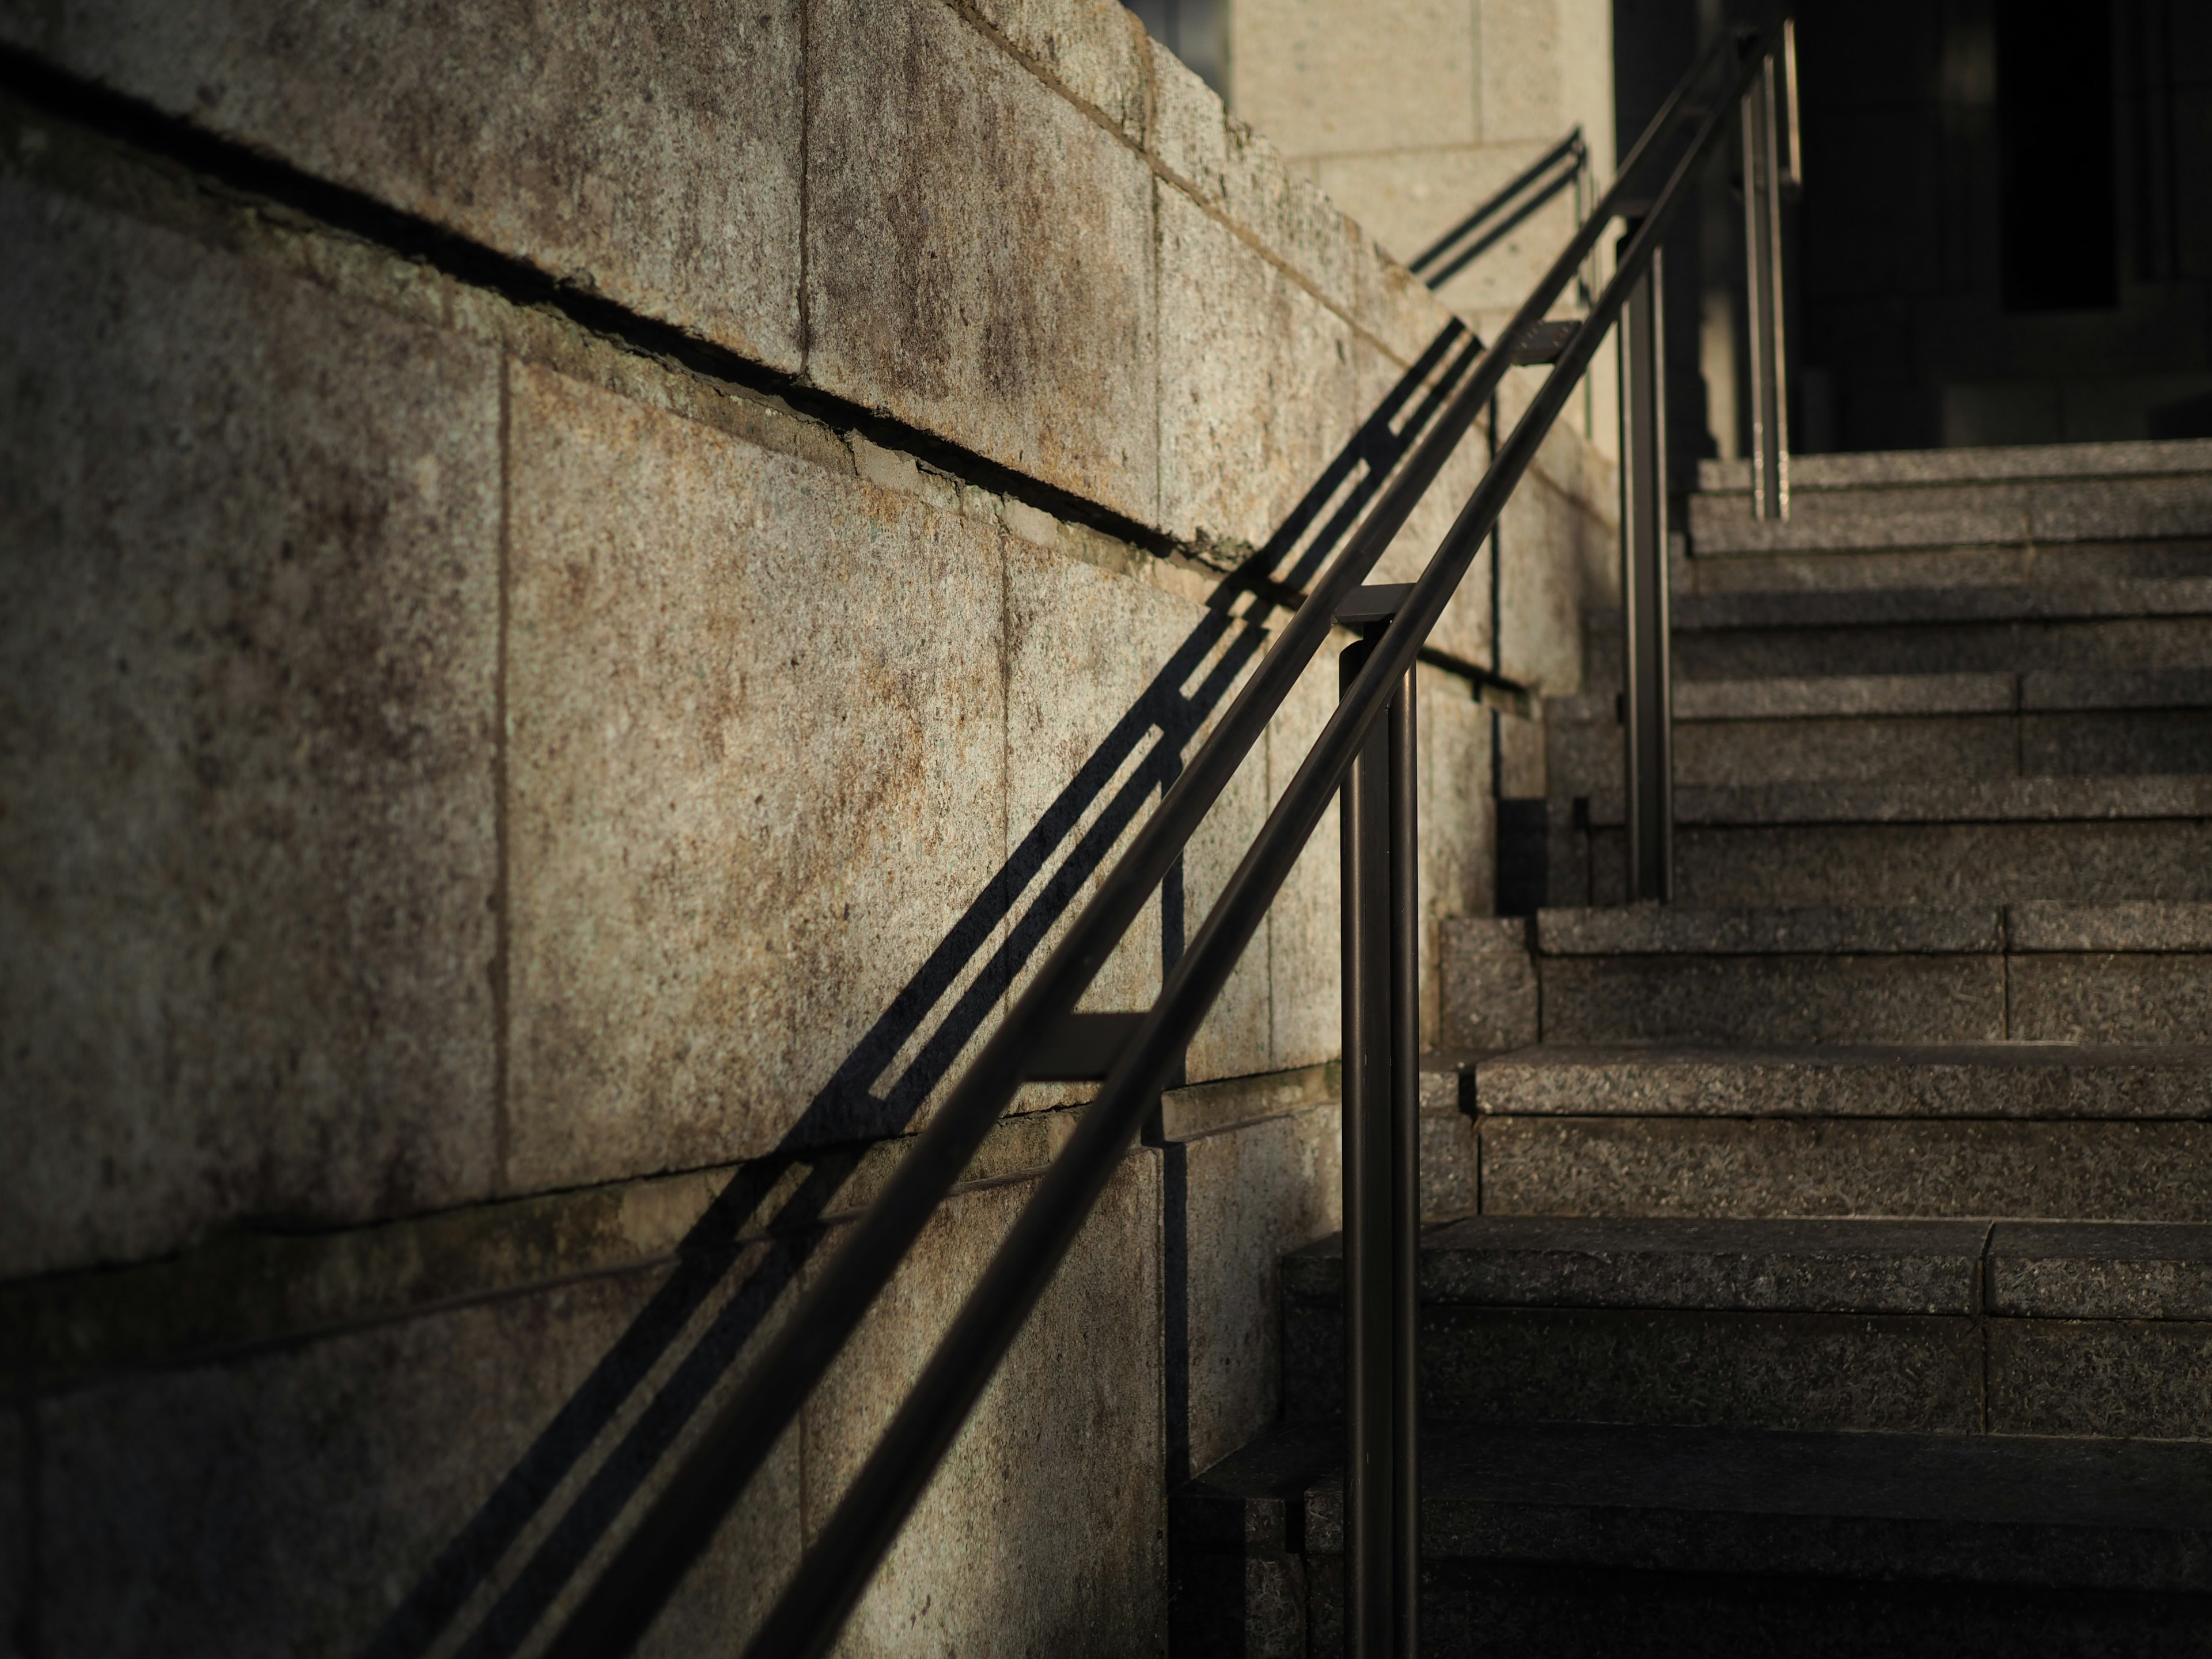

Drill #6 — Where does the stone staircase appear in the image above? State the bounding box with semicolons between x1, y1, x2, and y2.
1172;438;2212;1655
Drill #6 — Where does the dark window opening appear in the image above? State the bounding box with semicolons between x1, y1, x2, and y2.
1999;0;2118;310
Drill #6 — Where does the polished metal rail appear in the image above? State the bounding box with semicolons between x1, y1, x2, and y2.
543;21;1794;1659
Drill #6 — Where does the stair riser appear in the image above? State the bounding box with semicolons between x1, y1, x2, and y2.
1683;539;2212;595
1551;711;2212;793
1479;1116;2212;1223
1672;616;2212;682
1308;1563;2212;1659
1281;1304;2212;1442
1686;479;2212;558
1569;822;2212;907
1532;952;2212;1044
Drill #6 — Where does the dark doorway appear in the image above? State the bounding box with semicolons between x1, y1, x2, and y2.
1999;0;2118;310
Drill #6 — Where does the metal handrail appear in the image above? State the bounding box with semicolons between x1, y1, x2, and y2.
542;22;1790;1659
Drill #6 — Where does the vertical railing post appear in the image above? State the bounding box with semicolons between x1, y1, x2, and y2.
1742;47;1791;521
1339;594;1420;1658
1618;237;1673;904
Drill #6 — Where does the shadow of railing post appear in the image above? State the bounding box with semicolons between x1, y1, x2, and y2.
358;316;1486;1659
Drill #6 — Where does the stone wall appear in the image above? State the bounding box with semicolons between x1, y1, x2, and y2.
1222;0;1621;460
0;0;1613;1649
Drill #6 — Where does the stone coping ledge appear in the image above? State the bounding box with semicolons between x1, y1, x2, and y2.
1473;1042;2212;1120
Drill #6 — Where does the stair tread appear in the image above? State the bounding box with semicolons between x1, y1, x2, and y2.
1185;1419;2212;1592
1283;1214;2212;1320
1529;900;2212;956
1698;438;2212;494
1576;772;2212;827
1475;1041;2212;1119
1556;668;2212;725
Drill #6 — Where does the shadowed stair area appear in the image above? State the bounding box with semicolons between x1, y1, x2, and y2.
1172;437;2212;1656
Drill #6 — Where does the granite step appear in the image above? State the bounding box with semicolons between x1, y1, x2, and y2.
1585;578;2212;688
1547;671;2212;790
1551;776;2212;908
1278;1215;2212;1440
1173;1418;2212;1658
1686;438;2212;558
1512;902;2212;1044
1473;1042;2212;1222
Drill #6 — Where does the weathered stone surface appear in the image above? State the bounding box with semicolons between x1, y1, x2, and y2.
968;0;1152;142
0;180;499;1277
1537;906;2002;956
1005;540;1272;1086
1282;1298;1980;1434
1411;1306;1983;1434
1441;917;1540;1051
1668;773;2212;827
1666;821;2212;907
807;0;1157;522
1673;674;2018;719
1362;336;1495;668
1498;469;1611;696
1288;1216;1984;1315
1230;0;1478;158
1343;1417;2212;1589
2009;901;2212;952
1677;714;2020;786
1172;1103;1339;1475
1418;669;1494;1041
2022;668;2212;710
2020;709;2212;777
1673;614;2212;684
1421;1217;1985;1314
1991;1223;2212;1320
1699;438;2212;493
1265;646;1344;1072
1157;183;1361;551
0;0;806;373
38;1258;804;1657
503;363;1006;1185
2009;955;2212;1043
1479;1116;2212;1221
1159;1062;1336;1141
1537;954;2007;1044
1476;1043;2212;1120
808;1151;1165;1658
1990;1320;2212;1441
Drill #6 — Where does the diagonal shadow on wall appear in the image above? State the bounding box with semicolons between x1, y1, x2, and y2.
360;316;1483;1659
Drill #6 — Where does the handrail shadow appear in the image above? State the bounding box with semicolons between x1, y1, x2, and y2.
360;317;1485;1659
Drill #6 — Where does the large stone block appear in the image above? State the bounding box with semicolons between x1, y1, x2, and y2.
1229;0;1478;158
1171;1102;1340;1476
1441;918;1540;1051
1418;671;1495;1043
809;1152;1166;1658
967;0;1153;142
806;0;1157;524
1005;543;1272;1087
0;181;499;1277
1479;1116;2212;1221
1158;183;1362;552
37;1256;803;1657
0;0;805;373
1362;337;1496;668
503;363;1007;1186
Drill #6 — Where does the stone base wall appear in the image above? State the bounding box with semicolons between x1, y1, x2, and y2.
0;1;1613;1649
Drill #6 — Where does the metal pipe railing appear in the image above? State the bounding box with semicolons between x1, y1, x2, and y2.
541;21;1793;1659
